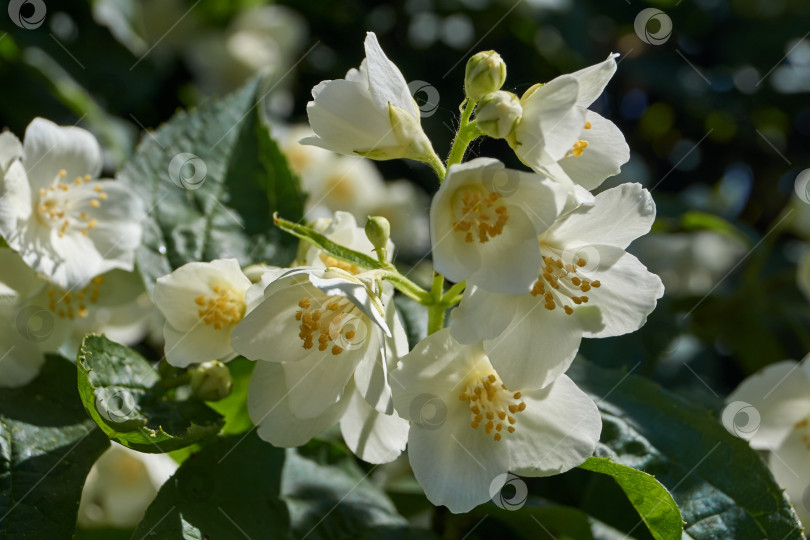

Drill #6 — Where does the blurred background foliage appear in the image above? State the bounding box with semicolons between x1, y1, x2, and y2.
2;0;810;534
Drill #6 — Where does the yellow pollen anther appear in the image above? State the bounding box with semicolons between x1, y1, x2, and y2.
196;285;245;330
452;189;509;244
584;120;592;129
90;199;100;208
458;371;525;441
294;295;362;356
58;169;67;178
98;192;108;200
531;254;601;316
566;140;589;158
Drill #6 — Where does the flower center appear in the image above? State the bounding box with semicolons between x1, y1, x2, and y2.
47;275;105;319
194;285;245;330
531;254;600;315
458;371;526;442
36;170;106;238
295;296;366;355
452;188;509;243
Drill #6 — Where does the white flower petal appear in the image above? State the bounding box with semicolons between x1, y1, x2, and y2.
340;387;409;464
769;423;810;525
558;111;629;191
568;53;619;108
363;32;416;117
0;131;22;174
0;329;46;388
547;183;656;250
22;118;102;190
163;324;236;367
449;285;516;345
518;75;587;164
282;348;359;418
483;295;584;390
0;160;34;247
508;375;601;476
727;360;810;450
249;360;349;447
352;329;393;414
581;246;664;338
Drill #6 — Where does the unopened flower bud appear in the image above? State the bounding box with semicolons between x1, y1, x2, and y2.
465;51;507;101
189;361;232;402
475;91;522;139
365;216;391;260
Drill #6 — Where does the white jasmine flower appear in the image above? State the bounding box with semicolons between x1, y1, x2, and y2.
450;183;664;389
301;32;439;164
303;155;388;222
392;329;601;513
430;158;567;295
232;267;394;417
725;354;810;524
78;443;178;529
512;55;629;192
233;267;410;462
153;258;253;368
0;118;144;289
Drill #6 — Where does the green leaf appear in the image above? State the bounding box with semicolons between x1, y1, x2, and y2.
283;449;432;540
578;456;682;540
77;335;224;453
568;359;804;539
117;76;304;294
134;432;290;539
0;356;110;539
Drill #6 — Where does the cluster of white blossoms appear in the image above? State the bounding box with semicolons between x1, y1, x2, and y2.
0;119;151;387
145;32;664;513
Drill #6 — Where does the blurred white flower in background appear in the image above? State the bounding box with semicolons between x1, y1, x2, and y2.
78;443;178;529
278;124;431;256
630;230;747;296
725;355;810;524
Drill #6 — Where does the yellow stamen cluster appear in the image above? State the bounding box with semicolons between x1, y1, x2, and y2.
47;275;105;319
37;170;106;238
531;255;601;315
459;372;526;442
294;297;360;355
319;254;361;274
452;189;509;243
565;140;589;158
796;418;810;450
194;285;245;330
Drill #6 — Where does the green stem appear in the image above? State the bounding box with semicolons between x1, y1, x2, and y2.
427;273;446;334
426;151;447;180
445;100;482;172
380;270;433;305
442;280;466;306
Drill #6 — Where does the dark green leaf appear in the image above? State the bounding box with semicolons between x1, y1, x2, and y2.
0;356;109;539
117;76;304;293
77;335;224;453
569;359;804;539
134;432;289;539
578;456;682;540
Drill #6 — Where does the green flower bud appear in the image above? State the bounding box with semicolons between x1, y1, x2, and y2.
365;216;391;260
465;51;507;101
475;91;522;140
189;361;232;402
